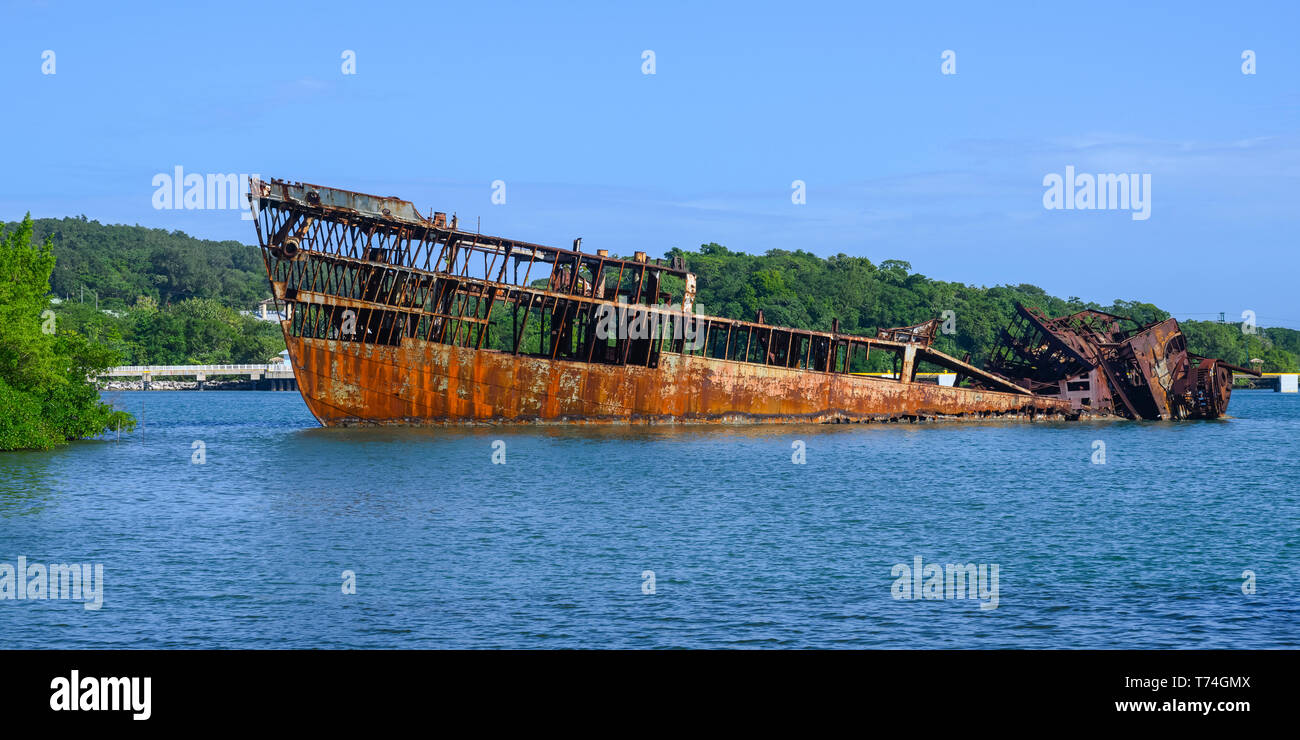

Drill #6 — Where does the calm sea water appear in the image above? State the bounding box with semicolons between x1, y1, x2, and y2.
1;389;1296;648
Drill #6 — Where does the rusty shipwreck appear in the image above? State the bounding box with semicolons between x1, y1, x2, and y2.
979;305;1256;420
246;178;1248;426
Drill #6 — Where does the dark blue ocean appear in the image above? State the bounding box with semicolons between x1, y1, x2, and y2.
1;389;1296;648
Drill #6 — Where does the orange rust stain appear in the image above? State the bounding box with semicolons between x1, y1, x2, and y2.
284;334;1072;426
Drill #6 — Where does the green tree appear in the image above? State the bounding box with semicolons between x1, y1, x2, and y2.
0;215;134;450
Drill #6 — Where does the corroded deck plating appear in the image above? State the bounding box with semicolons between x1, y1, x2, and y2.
249;177;1073;426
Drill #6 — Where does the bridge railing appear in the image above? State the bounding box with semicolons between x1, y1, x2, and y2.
99;363;292;376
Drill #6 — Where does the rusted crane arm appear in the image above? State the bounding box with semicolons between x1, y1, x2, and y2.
915;346;1032;395
1204;357;1261;377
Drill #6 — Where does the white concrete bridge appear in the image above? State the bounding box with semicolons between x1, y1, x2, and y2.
1234;372;1300;393
98;363;297;390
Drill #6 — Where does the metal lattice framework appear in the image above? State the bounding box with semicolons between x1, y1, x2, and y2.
248;178;1031;392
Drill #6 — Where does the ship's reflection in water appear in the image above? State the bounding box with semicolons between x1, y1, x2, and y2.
0;390;1294;649
290;416;1090;444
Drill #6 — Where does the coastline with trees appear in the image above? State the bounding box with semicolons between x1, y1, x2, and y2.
3;216;1294;450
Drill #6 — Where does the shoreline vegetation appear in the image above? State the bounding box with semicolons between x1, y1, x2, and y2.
3;215;1296;450
1;216;134;450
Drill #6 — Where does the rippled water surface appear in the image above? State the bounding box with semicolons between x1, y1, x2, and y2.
1;389;1296;648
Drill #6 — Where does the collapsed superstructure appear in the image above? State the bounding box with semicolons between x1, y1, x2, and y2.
981;305;1256;419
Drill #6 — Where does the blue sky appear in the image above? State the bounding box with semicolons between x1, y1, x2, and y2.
3;1;1297;326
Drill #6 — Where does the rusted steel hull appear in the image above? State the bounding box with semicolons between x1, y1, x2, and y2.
285;332;1072;425
247;176;1075;427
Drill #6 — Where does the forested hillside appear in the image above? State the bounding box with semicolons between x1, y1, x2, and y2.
3;217;284;365
11;217;1296;371
13;216;269;309
669;243;1300;371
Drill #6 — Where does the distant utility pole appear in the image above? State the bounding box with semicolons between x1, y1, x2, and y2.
79;285;98;310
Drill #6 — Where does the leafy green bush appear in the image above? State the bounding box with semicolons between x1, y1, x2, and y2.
0;215;135;451
0;377;59;450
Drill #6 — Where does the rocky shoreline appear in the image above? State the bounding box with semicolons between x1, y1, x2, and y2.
98;379;292;391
